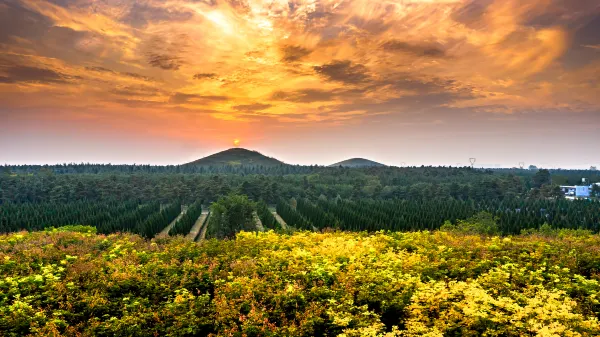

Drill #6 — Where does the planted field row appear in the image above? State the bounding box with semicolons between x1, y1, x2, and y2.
0;200;185;238
286;197;600;234
276;198;312;230
256;201;281;231
169;200;203;236
134;202;181;238
0;200;140;233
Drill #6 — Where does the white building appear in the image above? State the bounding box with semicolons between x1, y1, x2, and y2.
560;185;590;198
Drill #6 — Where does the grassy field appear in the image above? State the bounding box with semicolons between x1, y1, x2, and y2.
1;227;600;336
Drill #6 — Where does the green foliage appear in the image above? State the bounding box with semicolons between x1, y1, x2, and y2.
2;229;600;336
206;194;255;239
533;169;552;187
136;202;181;238
592;184;600;197
256;201;281;231
296;198;339;230
0;200;140;233
276;198;312;230
169;201;203;236
47;225;97;234
520;223;594;238
440;212;501;236
97;202;160;235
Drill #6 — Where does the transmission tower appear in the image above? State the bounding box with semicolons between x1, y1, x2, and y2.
469;158;476;168
519;162;525;169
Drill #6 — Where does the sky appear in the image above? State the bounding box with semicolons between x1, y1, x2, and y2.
0;0;599;168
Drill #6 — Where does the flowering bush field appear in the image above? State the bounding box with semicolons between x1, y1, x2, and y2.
1;227;600;336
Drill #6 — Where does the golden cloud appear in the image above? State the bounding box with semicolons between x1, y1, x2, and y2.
0;0;599;131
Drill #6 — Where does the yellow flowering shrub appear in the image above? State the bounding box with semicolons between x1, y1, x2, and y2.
1;228;600;336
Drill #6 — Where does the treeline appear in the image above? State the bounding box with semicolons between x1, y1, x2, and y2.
256;201;281;230
169;201;203;236
276;198;312;230
291;198;600;234
2;163;319;175
5;167;593;206
95;201;182;238
136;202;181;238
0;200;139;233
0;200;184;238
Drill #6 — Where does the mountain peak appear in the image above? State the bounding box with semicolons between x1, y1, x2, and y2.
185;148;285;167
329;158;386;168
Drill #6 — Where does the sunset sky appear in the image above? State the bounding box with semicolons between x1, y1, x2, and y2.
1;0;599;168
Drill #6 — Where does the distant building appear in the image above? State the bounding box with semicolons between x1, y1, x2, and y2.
560;185;590;198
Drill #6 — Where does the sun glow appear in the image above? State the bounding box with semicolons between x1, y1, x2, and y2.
204;10;234;34
233;139;240;147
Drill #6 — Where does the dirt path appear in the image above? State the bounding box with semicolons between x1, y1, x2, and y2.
186;210;209;241
196;212;212;242
253;211;265;232
270;210;288;230
269;206;288;230
157;205;187;237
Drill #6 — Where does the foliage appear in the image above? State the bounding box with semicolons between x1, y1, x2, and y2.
533;169;552;188
97;202;160;235
0;200;140;233
46;225;97;234
592;184;600;198
206;194;256;239
440;212;501;236
296;198;339;230
256;201;281;231
169;201;203;236
520;223;594;238
2;228;600;336
135;202;181;238
7;166;596;205
313;197;600;235
276;198;312;230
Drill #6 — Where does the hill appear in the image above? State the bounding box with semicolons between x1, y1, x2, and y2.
185;148;285;167
329;158;385;168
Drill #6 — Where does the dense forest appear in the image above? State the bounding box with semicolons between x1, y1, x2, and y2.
2;165;599;204
1;165;599;236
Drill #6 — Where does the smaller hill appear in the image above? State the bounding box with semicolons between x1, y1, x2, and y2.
329;158;386;168
185;148;285;167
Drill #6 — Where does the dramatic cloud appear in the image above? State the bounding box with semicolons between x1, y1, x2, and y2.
271;89;338;103
193;73;218;80
0;0;599;133
281;45;312;62
147;53;183;70
0;65;70;84
314;61;370;84
169;93;228;104
381;40;446;58
233;103;272;111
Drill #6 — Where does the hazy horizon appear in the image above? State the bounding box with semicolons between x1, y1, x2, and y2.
1;0;599;168
1;144;597;170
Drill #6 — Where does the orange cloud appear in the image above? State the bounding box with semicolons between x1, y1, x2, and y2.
1;0;599;141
